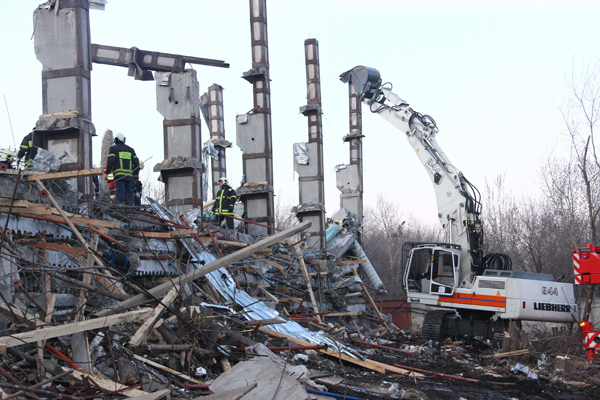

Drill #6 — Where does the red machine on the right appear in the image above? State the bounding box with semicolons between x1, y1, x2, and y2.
572;244;600;361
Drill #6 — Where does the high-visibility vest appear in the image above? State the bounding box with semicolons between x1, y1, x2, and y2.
214;186;236;216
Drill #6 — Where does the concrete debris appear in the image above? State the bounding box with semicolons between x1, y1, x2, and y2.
0;171;598;400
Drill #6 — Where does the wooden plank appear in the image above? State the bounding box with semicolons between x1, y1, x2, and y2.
323;312;359;317
305;259;328;265
219;356;231;372
36;180;128;297
257;286;279;304
295;244;321;322
352;267;388;329
71;233;98;373
29;241;89;257
57;366;149;398
278;297;302;303
133;354;204;384
191;384;256;400
127;389;171;400
5;209;120;229
35;316;45;376
260;327;385;373
481;349;529;358
35;180;105;268
22;167;104;182
244;318;285;327
250;254;285;273
336;259;368;265
96;221;311;316
133;229;196;239
260;327;422;377
215;239;251;247
66;216;120;229
0;199;50;208
0;309;152;349
0;206;51;215
0;302;36;325
129;285;180;347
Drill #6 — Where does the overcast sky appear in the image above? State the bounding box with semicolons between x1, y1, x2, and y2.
2;0;600;226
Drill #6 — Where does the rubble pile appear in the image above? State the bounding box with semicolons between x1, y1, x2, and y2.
0;171;598;399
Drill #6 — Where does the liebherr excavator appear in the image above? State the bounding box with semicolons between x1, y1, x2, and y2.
341;66;578;341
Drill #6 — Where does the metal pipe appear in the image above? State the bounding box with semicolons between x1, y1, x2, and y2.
132;211;190;228
129;216;188;229
264;345;327;351
393;363;514;385
305;388;363;400
352;340;413;355
87;225;127;249
45;343;86;373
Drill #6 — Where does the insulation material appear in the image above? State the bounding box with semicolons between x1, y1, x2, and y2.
293;142;309;165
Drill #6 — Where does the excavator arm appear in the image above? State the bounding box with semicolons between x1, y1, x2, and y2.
340;66;485;282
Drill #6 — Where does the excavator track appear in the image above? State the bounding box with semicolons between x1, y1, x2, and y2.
421;310;449;341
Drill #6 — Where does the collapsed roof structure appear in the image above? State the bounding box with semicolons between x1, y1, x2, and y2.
0;1;598;399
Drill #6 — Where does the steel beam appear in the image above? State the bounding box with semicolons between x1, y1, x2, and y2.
90;44;229;80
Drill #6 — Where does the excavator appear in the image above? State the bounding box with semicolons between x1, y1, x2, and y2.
340;66;578;341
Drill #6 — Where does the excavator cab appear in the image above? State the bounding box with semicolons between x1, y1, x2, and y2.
403;243;459;296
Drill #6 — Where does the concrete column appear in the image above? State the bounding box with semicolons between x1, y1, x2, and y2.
336;82;364;242
295;39;326;251
207;85;227;196
236;0;275;236
156;70;203;214
33;0;94;198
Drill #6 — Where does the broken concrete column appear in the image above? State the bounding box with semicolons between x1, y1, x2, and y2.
294;39;326;251
204;84;229;197
33;0;95;198
99;129;113;193
237;0;275;236
337;81;364;242
156;70;203;213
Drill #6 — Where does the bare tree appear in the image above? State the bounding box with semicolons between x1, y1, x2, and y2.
362;196;442;299
141;170;165;204
274;191;299;231
482;174;520;257
541;59;600;321
483;174;579;280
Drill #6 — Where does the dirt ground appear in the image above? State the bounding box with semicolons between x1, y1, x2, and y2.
260;333;600;400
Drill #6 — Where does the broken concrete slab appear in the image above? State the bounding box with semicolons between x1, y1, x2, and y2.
191;384;256;400
208;354;310;400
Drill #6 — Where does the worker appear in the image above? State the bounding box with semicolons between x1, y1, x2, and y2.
17;128;40;169
104;170;117;203
212;176;237;229
133;161;144;208
0;149;16;169
105;133;139;206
